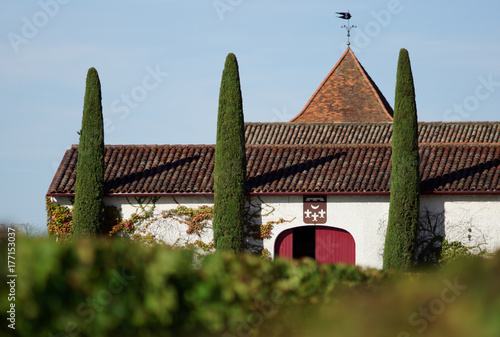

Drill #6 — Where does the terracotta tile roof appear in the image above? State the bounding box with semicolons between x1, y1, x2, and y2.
245;121;500;145
49;145;216;195
290;48;394;123
48;143;500;195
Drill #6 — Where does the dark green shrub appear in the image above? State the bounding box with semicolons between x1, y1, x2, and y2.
439;239;488;264
4;235;499;337
383;48;420;271
284;252;500;337
72;67;105;238
2;237;388;337
213;53;247;253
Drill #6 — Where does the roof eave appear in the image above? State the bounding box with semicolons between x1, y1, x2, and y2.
47;190;500;198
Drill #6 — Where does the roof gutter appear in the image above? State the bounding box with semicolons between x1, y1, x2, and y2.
47;193;215;198
420;190;500;195
47;190;500;198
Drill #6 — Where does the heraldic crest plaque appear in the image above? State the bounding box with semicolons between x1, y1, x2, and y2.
303;196;327;224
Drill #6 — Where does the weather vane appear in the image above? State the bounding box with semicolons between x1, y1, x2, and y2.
337;10;356;46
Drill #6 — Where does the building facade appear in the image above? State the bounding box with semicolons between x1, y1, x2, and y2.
48;49;500;268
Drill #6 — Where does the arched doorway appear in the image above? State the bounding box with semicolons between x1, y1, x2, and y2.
274;226;355;265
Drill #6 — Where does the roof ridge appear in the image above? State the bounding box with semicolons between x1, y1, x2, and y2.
247;143;391;149
290;48;351;122
289;48;394;123
418;121;500;124
50;141;500;196
419;142;500;147
245;121;395;126
75;143;500;149
47;148;74;194
246;121;500;125
96;144;217;148
247;143;500;148
348;48;394;120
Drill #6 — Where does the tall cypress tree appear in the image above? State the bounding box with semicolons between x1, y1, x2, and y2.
213;53;246;253
72;68;105;238
383;49;420;271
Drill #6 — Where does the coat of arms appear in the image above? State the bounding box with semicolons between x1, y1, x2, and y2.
303;196;327;224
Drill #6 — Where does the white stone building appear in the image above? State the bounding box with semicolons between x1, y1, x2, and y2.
48;49;500;269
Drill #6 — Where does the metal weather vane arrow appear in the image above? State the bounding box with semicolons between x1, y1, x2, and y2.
336;11;351;20
337;10;356;46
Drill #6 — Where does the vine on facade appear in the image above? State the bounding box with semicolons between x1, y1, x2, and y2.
46;197;126;242
246;217;296;240
47;195;295;258
416;209;489;267
46;197;74;242
244;196;296;255
163;205;214;236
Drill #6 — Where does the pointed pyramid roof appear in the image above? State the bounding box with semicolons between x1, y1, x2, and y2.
290;48;394;123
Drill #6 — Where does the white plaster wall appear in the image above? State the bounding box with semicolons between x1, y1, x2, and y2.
105;195;215;247
51;193;500;269
51;196;73;207
442;195;500;253
50;195;215;247
257;195;390;269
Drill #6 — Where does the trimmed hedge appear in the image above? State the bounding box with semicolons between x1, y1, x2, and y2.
287;252;500;337
0;237;387;337
3;236;498;337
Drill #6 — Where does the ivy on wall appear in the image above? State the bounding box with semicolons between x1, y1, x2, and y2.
46;197;129;242
46;197;74;242
163;205;214;236
46;196;296;258
403;209;489;267
46;197;215;249
244;197;296;257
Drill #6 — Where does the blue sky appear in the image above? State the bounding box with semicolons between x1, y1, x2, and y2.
1;0;500;233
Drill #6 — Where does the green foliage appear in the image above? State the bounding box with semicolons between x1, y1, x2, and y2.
415;211;490;268
164;205;213;236
72;67;105;238
4;236;499;337
47;198;216;249
439;239;488;264
213;53;246;253
2;237;389;337
0;223;41;239
46;197;74;242
46;197;126;242
384;48;420;271
282;251;500;337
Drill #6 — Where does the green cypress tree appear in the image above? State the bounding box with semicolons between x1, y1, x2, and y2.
72;68;105;238
213;53;246;253
383;49;420;271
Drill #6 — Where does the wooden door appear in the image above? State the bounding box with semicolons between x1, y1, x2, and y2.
274;228;293;259
315;226;355;265
275;226;355;265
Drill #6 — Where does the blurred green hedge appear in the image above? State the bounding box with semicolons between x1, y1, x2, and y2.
0;237;388;337
2;237;498;337
287;252;500;337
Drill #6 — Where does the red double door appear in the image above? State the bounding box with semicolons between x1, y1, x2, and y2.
274;226;355;265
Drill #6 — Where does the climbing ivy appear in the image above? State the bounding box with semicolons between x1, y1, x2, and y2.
439;239;488;264
247;218;296;240
46;196;296;257
46;197;74;243
46;197;125;242
244;197;296;255
414;209;490;267
163;205;214;236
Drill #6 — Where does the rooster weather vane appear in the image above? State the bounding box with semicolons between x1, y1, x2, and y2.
337;10;356;46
